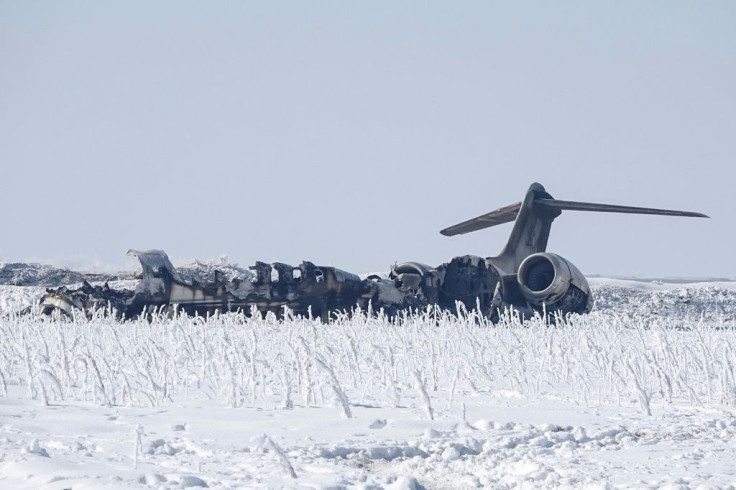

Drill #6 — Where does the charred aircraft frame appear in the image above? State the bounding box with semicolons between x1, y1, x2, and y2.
39;183;708;321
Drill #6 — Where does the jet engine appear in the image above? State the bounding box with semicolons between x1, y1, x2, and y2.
516;253;592;314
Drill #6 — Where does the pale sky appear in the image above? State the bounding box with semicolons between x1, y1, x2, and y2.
1;1;734;278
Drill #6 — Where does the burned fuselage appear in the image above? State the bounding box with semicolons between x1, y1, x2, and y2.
38;249;436;320
38;183;707;321
38;249;588;321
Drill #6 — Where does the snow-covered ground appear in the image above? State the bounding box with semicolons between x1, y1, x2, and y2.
1;280;736;489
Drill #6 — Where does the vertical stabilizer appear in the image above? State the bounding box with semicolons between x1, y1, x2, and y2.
489;183;561;273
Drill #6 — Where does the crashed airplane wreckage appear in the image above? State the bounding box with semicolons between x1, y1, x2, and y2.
39;183;708;321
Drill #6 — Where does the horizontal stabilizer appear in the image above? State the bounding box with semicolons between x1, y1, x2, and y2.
440;195;708;237
535;199;709;218
440;202;522;236
442;182;709;274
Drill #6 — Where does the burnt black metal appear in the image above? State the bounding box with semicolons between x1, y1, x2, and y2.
39;281;134;318
38;183;708;321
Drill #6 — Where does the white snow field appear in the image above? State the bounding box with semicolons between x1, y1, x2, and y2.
1;281;736;489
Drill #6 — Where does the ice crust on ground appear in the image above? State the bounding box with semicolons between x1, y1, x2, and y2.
1;273;736;488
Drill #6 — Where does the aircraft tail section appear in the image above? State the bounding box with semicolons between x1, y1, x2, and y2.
440;182;708;274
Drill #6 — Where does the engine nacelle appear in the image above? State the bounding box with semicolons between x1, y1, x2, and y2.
517;253;592;314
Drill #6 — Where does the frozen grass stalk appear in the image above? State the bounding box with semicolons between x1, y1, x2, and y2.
315;357;352;418
413;370;433;421
264;435;297;479
133;424;143;470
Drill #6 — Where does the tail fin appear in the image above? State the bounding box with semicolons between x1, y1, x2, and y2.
440;182;708;273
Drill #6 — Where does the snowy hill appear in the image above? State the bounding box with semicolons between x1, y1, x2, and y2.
0;262;134;287
590;277;736;321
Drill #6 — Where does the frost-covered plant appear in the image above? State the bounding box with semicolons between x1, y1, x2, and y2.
0;306;734;417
